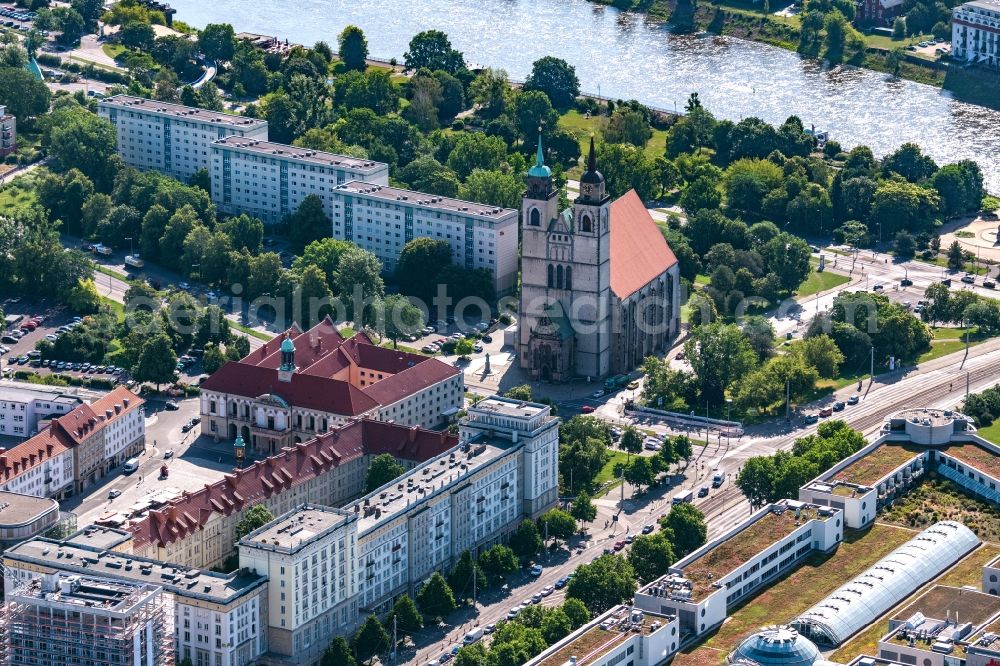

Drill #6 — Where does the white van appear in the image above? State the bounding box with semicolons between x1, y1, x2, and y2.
123;457;140;474
672;490;694;504
712;470;726;488
464;627;484;644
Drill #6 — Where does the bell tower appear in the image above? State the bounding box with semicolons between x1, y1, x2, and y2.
522;132;560;231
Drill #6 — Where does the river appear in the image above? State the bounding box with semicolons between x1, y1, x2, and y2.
168;0;1000;192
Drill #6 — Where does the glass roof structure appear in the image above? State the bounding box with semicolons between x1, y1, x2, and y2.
730;626;821;666
790;521;980;647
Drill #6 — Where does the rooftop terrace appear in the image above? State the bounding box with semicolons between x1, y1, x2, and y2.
940;442;1000;479
832;445;923;487
681;504;829;601
534;606;674;666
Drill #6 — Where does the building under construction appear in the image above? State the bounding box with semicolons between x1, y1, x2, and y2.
0;572;173;666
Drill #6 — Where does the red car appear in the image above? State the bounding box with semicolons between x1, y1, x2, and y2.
613;541;626;551
580;405;595;414
818;407;834;418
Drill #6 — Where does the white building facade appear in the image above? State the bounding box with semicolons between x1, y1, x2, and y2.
209;137;389;223
330;183;520;296
0;385;81;440
953;0;1000;67
98;95;269;182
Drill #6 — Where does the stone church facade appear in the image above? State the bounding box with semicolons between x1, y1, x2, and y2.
518;138;682;381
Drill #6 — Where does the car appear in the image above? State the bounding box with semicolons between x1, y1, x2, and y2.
642;524;655;534
439;653;452;663
484;623;497;634
592;389;605;398
805;413;819;424
473;343;483;353
531;593;543;604
422;345;437;354
900;278;913;286
529;564;543;577
613;540;626;551
178;282;191;290
626;381;640;390
108;489;122;499
698;485;709;497
0;335;16;344
580;405;595;414
848;394;860;405
506;607;521;620
522;598;533;608
555;577;569;589
421;326;435;335
165;401;180;411
962;274;976;284
985;280;997;289
181;422;194;433
44;334;57;342
482;334;493;343
872;283;884;292
833;401;846;411
643;439;661;451
163;450;174;459
450;333;463;341
819;407;834;417
624;534;635;544
451;646;461;656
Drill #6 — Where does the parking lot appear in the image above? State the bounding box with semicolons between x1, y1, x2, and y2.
0;4;37;30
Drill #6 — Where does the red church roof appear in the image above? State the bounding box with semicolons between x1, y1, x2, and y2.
128;419;457;549
609;189;678;299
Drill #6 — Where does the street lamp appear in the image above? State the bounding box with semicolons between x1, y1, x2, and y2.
125;236;134;257
725;398;733;449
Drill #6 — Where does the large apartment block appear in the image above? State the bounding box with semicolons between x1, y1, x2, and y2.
210;136;389;223
98;95;269;182
952;0;1000;67
331;182;520;296
0;104;15;157
0;383;82;440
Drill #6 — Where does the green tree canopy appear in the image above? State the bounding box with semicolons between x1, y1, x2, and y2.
338;25;369;71
365;453;405;493
404;30;464;74
235;504;275;540
662;503;707;557
523;56;580;110
567;555;637;614
510;519;544;561
416;571;457;620
352;614;389;664
627;533;676;583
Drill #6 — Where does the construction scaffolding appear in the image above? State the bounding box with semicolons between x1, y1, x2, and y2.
0;573;174;666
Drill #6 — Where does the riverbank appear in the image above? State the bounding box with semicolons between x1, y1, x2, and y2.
588;0;999;107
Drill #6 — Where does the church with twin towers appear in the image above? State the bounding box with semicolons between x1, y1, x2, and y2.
518;137;682;382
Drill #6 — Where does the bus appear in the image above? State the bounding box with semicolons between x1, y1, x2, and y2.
123;457;140;474
672;490;694;505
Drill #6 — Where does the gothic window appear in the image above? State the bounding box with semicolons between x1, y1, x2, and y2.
581;214;592;233
530;208;541;226
565;266;572;290
547;264;554;288
556;265;564;289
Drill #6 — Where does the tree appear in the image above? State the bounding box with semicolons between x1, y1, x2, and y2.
510;519;544;561
338;25;368;70
685;322;759;404
448;550;486;602
523;56;580;110
662;503;707;557
53;6;86;45
680;175;723;215
931;161;985;216
511;90;560;143
539;509;577;543
624;456;654;492
198;23;236;62
395;237;453;303
736;455;776;509
470;68;512;118
433;69;465;119
562;598;591;629
504;384;534;401
892;17;906;39
795;334;844;379
333;246;385;323
235;504;275;540
404;30;464;74
396;157;460;198
446;132;507;180
66;278;101;314
570;491;597;526
45;107;119;191
603;108;653;147
120;20;155;51
567;555;637;614
454;338;474;357
459;169;523;210
595;142;660;202
454;643;488;666
882;142;938;183
321;637;357;666
365;453;405;493
218;214;264;253
416;572;456;620
627;533;676;583
134;334;176;390
378;293;424;348
352;615;389;664
478;544;519;584
202;344;227;374
947;240;966;271
893;230;917;258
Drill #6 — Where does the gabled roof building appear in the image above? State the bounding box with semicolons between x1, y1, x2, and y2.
199;319;463;457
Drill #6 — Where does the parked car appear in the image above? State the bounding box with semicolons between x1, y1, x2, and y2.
529;564;543;576
580;405;595;414
642;524;655;534
805;413;819;424
555;577;569;589
108;489;121;499
962;274;976;284
833;401;846;411
847;394;860;405
698;485;709;497
482;335;493;343
985;280;996;289
591;389;605;398
613;541;626;551
819;407;834;417
165;401;179;411
900;277;913;286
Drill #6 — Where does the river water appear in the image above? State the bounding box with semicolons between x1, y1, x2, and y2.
169;0;1000;192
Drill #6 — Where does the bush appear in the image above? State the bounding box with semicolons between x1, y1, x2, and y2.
451;118;465;130
36;53;62;67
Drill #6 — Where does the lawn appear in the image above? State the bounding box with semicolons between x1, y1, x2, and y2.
864;32;933;51
795;268;850;298
981;421;1000;447
881;478;1000;542
673;524;916;666
594;450;633;489
101;43;126;59
918;255;990;276
917;326;986;363
558;110;668;167
231;321;274;342
0;173;40;216
829;542;1000;662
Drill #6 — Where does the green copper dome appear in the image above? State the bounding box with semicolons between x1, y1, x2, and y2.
528;133;551;178
234;434;245;448
280;336;295;353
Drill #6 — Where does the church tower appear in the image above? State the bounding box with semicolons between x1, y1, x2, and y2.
569;137;613;379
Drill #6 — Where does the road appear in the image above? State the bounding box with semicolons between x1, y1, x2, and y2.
410;336;1000;663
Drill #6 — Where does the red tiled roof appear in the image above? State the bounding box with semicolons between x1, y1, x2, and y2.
609;189;678;299
201;362;381;415
128;419;457;549
0;387;143;483
202;319;459;414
